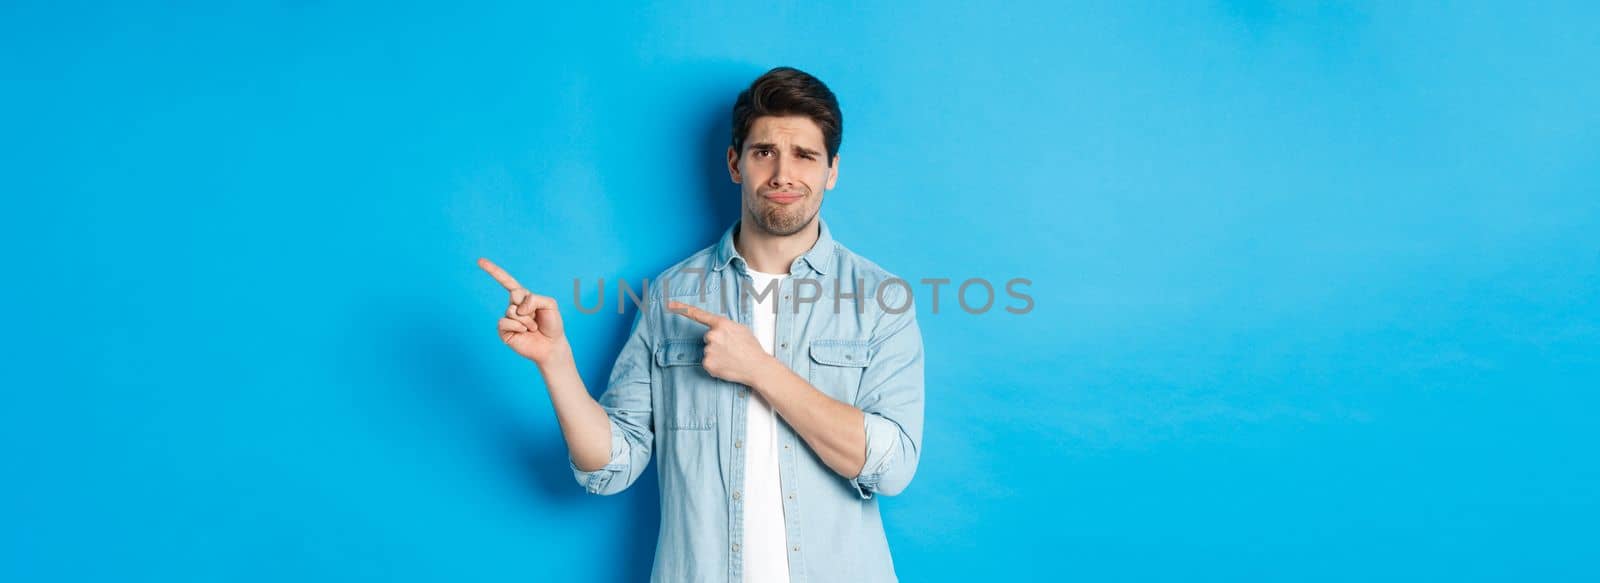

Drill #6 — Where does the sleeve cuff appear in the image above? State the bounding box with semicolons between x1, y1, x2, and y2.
569;419;631;495
848;412;901;499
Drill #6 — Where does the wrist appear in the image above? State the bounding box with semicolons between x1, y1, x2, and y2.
745;355;786;395
535;338;576;372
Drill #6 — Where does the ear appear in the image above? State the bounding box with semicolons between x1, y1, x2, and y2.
825;155;840;190
726;146;742;184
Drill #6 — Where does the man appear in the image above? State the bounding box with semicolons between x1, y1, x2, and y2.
478;67;924;582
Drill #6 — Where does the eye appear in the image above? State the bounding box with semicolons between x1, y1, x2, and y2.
754;149;773;158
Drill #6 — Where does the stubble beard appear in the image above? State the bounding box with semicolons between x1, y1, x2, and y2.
748;193;819;237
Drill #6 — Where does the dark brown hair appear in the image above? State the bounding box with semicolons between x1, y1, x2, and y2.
730;66;843;166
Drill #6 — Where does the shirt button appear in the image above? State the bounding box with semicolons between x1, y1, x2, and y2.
791;545;800;552
735;439;743;449
732;490;742;500
732;543;741;552
780;342;788;349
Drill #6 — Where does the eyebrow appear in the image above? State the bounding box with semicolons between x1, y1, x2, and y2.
748;142;823;158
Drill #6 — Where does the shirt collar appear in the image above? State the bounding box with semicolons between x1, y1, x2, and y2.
712;216;835;277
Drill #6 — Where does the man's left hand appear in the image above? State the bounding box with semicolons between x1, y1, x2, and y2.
667;300;778;387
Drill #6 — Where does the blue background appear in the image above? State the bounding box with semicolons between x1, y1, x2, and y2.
3;2;1597;581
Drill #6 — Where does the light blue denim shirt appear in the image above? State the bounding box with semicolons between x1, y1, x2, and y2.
569;216;925;582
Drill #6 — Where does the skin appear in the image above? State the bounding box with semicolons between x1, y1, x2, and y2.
726;115;839;274
479;114;867;479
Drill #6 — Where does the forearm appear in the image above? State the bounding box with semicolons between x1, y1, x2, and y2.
750;359;867;479
537;342;613;472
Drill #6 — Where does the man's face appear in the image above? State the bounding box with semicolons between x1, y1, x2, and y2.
727;115;839;237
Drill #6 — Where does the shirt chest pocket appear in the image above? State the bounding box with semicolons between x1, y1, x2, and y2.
807;340;872;406
654;338;720;430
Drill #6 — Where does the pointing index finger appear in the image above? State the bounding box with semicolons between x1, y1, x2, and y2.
667;300;723;326
477;257;523;291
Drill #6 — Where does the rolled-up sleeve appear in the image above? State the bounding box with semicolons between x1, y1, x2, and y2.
570;303;655;495
848;286;925;499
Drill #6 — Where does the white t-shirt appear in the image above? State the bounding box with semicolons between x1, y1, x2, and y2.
742;269;791;582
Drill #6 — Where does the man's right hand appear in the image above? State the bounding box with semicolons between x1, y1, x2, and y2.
478;257;569;367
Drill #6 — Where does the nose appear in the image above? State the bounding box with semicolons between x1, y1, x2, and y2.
767;165;794;189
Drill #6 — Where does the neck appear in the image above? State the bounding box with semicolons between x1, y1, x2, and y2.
735;215;819;275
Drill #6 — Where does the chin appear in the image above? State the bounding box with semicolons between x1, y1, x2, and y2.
758;208;816;237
